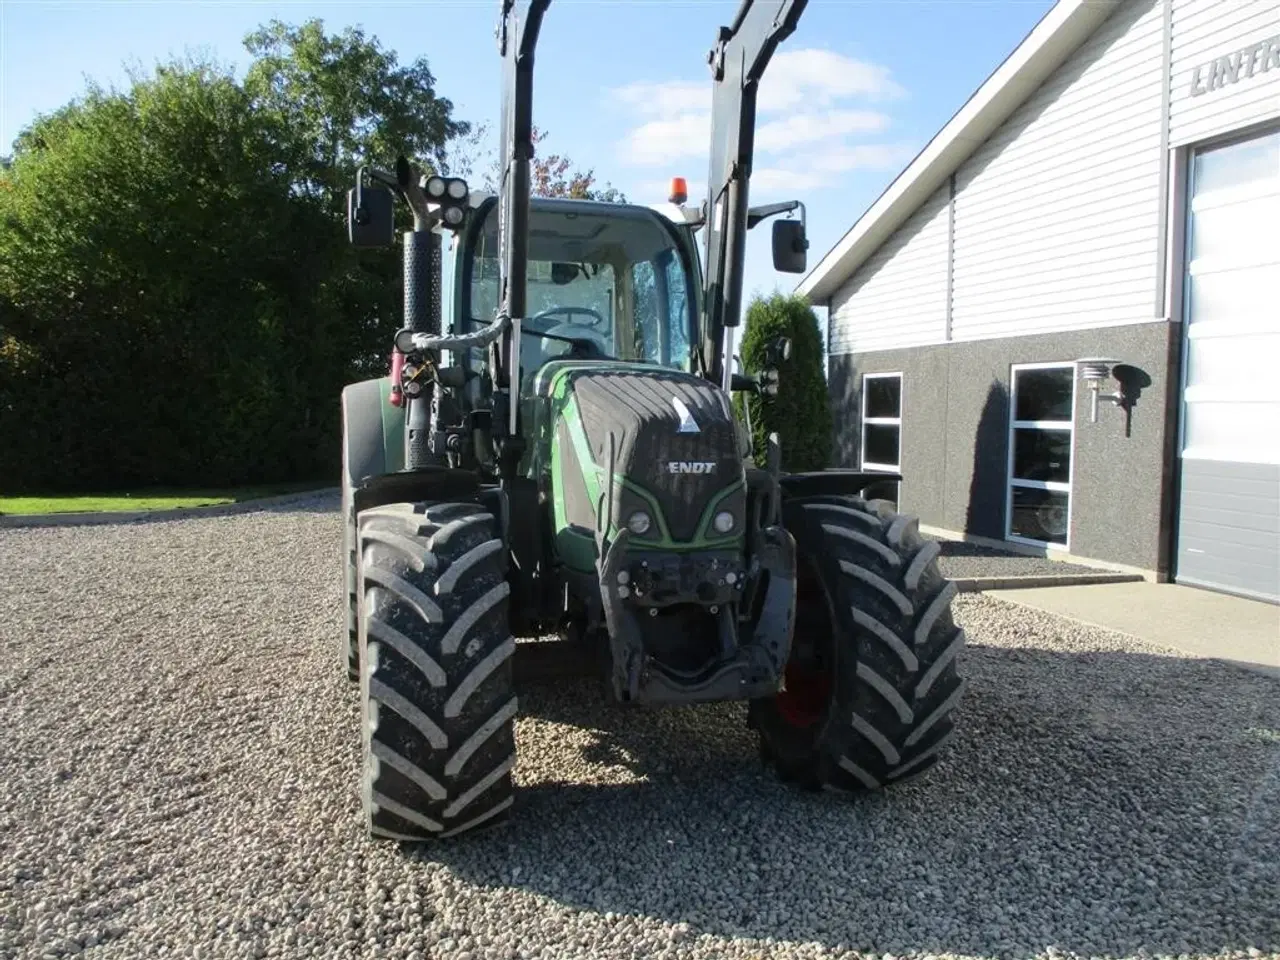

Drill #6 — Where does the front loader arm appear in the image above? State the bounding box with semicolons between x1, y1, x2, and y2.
492;0;551;473
698;0;809;388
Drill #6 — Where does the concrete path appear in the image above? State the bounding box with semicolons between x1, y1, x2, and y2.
987;581;1280;678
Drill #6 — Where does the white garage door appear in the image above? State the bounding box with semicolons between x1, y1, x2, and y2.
1176;126;1280;603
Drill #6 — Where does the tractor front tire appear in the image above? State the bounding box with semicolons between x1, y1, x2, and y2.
357;500;517;841
751;495;966;791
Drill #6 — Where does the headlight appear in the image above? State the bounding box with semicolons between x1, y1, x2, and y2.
627;511;652;535
443;206;465;226
425;176;447;198
446;178;468;200
713;510;735;534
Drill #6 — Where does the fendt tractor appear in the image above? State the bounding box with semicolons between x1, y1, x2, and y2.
339;0;966;841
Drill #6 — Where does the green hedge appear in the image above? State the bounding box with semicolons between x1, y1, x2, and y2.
0;63;412;493
734;293;833;473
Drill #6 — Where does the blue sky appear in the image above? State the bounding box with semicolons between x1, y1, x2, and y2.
0;0;1055;330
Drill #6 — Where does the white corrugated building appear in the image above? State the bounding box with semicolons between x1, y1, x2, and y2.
798;0;1279;603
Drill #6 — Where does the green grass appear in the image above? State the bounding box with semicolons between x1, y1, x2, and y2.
0;482;331;516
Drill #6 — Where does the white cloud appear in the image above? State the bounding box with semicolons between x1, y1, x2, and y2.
748;168;830;195
747;143;915;199
608;47;911;195
611;49;901;121
755;110;890;153
807;142;918;175
612;80;711;117
619;113;710;166
758;49;906;113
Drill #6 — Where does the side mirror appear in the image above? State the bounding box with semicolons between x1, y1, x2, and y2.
771;219;807;274
347;184;395;247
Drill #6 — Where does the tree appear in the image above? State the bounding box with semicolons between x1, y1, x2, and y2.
529;128;626;201
0;22;464;493
452;122;626;201
242;19;467;202
735;293;833;472
0;65;317;490
239;20;469;373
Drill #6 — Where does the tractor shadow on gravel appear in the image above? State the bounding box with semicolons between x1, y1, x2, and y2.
401;634;1280;959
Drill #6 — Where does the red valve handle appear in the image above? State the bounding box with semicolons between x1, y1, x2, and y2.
389;350;405;407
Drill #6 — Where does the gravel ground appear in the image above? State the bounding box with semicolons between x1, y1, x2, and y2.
2;494;1277;960
929;537;1101;581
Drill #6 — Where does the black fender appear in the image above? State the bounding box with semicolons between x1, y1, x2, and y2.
778;469;902;501
341;375;507;537
341;377;403;509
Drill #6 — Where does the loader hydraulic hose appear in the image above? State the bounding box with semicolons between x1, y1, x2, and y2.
405;313;511;354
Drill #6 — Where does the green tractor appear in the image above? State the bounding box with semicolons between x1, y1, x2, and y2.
340;0;965;841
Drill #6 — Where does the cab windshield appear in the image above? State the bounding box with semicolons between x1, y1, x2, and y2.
467;202;696;380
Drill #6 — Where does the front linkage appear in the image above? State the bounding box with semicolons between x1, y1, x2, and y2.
595;511;798;706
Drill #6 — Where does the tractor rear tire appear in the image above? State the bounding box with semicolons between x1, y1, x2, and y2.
750;495;966;791
357;500;517;841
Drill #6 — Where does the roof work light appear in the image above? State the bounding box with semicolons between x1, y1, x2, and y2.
420;175;470;232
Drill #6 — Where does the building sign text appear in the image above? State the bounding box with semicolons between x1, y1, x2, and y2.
1189;34;1280;97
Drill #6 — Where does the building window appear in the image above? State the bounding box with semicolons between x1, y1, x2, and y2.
1006;363;1075;548
861;373;902;471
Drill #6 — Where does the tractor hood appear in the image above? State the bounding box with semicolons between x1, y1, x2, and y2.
527;360;748;570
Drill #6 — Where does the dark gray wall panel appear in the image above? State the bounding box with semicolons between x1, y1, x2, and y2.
1176;459;1280;603
829;321;1174;571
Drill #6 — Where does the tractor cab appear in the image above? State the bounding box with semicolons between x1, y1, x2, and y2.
451;193;705;398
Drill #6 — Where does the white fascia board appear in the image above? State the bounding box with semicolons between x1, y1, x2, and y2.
795;0;1123;305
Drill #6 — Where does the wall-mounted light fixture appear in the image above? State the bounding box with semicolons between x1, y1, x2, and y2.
1076;357;1124;423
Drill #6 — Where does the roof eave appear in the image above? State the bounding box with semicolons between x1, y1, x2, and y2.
795;0;1121;305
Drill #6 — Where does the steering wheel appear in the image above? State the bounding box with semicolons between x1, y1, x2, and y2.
541;322;612;359
529;305;608;330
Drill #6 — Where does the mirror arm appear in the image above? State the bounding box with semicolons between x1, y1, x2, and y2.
360;165;401;192
747;200;805;230
356;165;404;213
396;157;437;232
355;162;442;232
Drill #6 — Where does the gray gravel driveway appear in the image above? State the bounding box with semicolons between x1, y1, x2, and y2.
929;537;1101;580
1;494;1277;960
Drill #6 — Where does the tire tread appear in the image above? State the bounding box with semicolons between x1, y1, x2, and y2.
756;494;966;791
359;500;516;841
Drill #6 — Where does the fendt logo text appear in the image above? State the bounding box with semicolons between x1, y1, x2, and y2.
667;461;717;475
